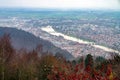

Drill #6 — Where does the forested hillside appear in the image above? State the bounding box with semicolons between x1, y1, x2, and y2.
0;34;120;80
0;27;73;60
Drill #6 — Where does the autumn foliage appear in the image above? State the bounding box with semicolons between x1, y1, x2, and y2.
0;34;119;80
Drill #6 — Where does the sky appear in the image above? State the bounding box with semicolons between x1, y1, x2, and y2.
0;0;120;10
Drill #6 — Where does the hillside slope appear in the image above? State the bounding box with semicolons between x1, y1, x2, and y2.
0;27;73;59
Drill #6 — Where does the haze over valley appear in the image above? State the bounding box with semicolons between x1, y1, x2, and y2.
0;9;120;59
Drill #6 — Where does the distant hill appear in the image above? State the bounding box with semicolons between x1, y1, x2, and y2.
0;27;73;60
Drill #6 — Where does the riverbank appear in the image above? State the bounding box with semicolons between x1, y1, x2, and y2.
41;26;120;55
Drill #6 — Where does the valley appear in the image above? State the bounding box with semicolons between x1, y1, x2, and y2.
0;9;120;59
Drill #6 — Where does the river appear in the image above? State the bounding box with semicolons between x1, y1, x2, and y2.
41;26;120;55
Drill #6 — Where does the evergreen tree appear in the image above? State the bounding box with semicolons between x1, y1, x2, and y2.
85;54;94;68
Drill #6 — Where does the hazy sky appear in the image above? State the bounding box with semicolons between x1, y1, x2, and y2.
0;0;120;10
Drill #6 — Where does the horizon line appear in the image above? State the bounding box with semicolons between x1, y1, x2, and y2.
0;7;120;12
